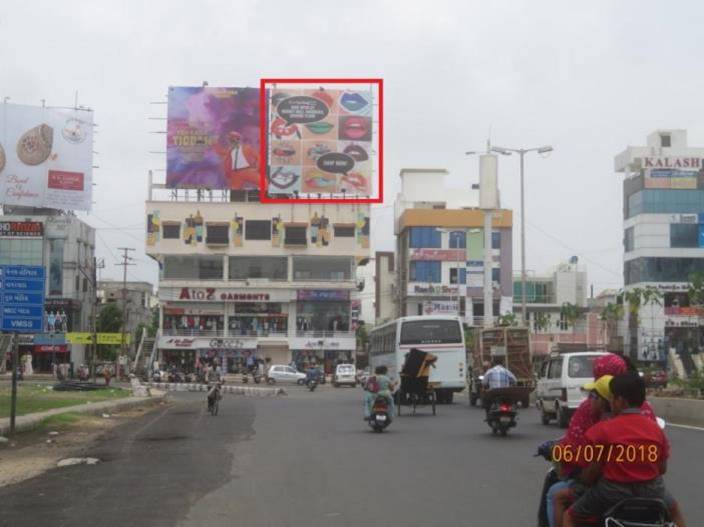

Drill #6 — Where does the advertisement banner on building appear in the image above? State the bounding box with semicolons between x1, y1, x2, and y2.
0;103;93;211
159;287;293;303
44;298;74;333
296;290;350;301
266;87;374;197
166;87;260;190
158;336;257;350
644;167;699;189
0;221;43;237
66;333;131;345
409;249;465;261
422;300;458;315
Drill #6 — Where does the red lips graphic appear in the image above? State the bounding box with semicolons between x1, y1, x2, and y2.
341;172;368;191
271;118;300;139
340;116;370;141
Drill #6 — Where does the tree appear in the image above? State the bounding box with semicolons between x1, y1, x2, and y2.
560;302;580;342
600;302;624;342
533;312;552;333
498;312;518;327
96;303;123;361
688;272;704;307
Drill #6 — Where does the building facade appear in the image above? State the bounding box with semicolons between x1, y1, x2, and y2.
513;259;607;355
97;279;156;353
0;213;95;371
145;191;371;374
394;169;513;324
616;129;704;366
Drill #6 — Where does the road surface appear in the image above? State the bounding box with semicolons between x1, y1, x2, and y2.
1;386;701;526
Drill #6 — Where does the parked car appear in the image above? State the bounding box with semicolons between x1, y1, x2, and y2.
333;364;357;387
535;351;607;428
267;365;307;384
644;369;668;389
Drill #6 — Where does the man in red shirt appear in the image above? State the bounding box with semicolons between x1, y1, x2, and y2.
563;373;686;527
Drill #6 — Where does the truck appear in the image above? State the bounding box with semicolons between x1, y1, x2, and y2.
468;327;534;408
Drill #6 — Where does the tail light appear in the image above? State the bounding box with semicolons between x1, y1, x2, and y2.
560;388;568;402
499;403;512;412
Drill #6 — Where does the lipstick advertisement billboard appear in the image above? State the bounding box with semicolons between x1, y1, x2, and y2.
166;87;260;190
264;82;378;201
0;103;93;211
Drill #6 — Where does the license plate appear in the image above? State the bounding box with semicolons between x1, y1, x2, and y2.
499;416;511;424
376;415;387;421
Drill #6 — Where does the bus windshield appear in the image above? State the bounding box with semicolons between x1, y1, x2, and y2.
400;320;462;345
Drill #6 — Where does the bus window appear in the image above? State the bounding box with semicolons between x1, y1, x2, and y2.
400;320;462;345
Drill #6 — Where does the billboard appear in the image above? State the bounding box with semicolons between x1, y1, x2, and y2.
166;87;260;190
265;87;374;198
0;103;93;211
644;167;699;189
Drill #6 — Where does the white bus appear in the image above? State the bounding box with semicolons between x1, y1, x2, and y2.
369;315;466;403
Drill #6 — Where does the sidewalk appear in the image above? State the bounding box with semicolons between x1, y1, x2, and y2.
0;393;167;436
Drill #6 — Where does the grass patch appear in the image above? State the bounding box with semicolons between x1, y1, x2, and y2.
0;384;130;418
38;412;85;430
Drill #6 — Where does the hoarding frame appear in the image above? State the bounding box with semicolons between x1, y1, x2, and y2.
259;78;383;204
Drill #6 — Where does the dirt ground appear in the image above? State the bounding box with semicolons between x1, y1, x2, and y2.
0;402;169;488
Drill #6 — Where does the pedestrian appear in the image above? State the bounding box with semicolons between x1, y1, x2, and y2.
103;366;111;386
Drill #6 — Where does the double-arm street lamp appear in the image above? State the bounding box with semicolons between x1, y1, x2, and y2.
489;145;554;326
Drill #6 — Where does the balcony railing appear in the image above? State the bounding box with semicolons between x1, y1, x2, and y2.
161;328;288;338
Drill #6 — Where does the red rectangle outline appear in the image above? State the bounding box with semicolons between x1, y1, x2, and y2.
259;78;383;204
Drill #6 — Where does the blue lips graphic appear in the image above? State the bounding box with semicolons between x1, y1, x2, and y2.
340;92;368;112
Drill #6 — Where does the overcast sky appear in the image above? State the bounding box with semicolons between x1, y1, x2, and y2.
2;0;703;293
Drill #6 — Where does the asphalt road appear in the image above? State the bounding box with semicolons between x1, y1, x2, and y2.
1;386;702;526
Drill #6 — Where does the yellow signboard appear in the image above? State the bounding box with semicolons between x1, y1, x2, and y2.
66;333;131;345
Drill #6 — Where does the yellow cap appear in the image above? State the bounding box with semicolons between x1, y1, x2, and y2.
582;374;614;400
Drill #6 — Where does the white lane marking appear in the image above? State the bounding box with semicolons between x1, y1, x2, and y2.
668;423;704;432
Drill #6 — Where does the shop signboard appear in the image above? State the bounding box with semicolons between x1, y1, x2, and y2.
0;265;46;332
0;221;43;237
409;249;465;261
290;336;355;351
296;290;350;301
407;283;465;297
158;336;256;350
159;287;293;303
422;300;459;315
66;333;131;345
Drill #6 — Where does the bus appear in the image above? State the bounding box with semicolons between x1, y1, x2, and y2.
369;315;466;403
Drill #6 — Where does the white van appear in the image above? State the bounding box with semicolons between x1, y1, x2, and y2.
536;351;607;428
333;364;357;387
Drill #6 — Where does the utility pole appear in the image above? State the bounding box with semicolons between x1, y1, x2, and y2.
116;248;135;377
10;333;18;434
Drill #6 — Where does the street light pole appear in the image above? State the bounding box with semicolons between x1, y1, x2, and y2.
491;145;553;327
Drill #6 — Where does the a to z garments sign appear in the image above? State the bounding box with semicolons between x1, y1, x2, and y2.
0;103;93;211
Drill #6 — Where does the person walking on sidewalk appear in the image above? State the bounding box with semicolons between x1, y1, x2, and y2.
103;366;112;387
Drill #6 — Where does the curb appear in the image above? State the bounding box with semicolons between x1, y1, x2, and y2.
146;382;286;397
649;396;704;428
0;394;167;437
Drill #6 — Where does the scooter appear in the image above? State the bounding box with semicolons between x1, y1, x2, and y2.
535;418;674;527
307;378;318;392
367;395;392;433
486;397;517;436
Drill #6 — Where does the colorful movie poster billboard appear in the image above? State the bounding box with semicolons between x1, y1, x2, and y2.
166;87;260;190
266;88;373;197
0;103;93;211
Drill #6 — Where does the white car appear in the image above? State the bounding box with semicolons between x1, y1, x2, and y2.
536;351;607;428
267;365;307;384
333;364;357;387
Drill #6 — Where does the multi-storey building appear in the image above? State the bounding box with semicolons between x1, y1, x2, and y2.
394;168;513;324
0;212;95;371
616;129;704;366
145;187;371;374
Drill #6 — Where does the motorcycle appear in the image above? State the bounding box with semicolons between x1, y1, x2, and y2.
535;418;674;527
484;389;518;436
307;378;318;391
367;395;392;433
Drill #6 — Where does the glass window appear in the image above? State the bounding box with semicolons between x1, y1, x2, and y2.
491;231;501;250
567;356;597;378
625;257;704;285
229;257;287;280
205;224;229;245
0;238;43;267
660;134;671;147
296;301;350;332
548;359;563;379
163;224;180;239
492;267;501;284
400;320;462;344
163;255;224;280
409;261;441;283
624;226;634;252
245;220;271;241
409;227;441;248
627;189;704;218
450;267;466;284
285;226;307;246
49;239;65;296
293;256;352;280
448;231;466;249
334;225;355;237
670;224;699;248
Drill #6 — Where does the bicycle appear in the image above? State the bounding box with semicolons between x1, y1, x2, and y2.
207;384;221;416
